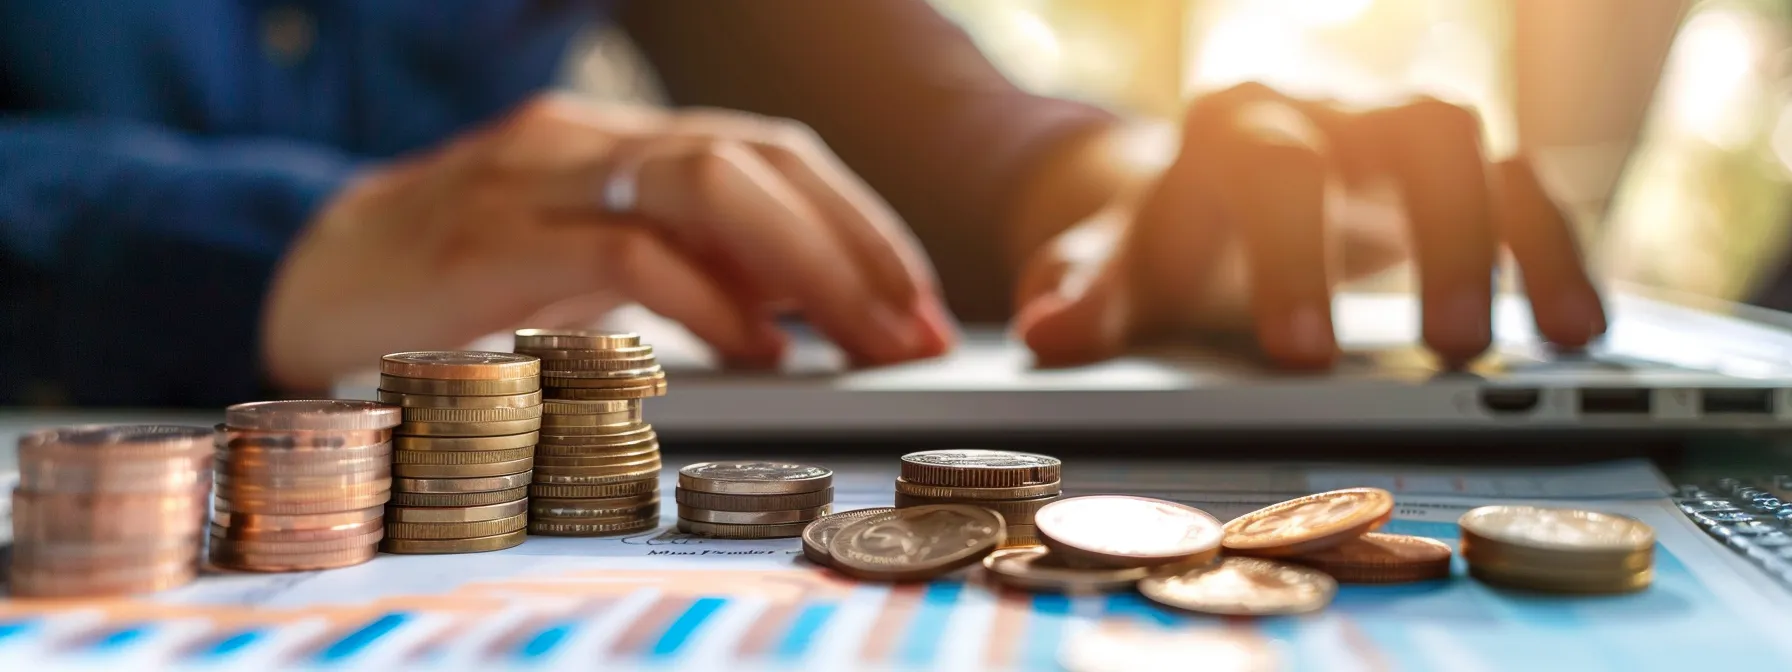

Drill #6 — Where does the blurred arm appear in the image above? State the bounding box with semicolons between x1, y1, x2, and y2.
617;0;1121;321
0;117;357;405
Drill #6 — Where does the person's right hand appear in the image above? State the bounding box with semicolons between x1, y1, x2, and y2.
261;96;956;392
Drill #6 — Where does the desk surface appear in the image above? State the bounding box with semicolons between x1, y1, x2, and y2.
2;412;1791;671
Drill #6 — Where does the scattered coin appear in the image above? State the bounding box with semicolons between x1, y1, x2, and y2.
1286;533;1453;583
1138;556;1337;616
1035;496;1224;569
802;507;896;567
1221;488;1394;557
982;547;1151;593
827;505;1006;581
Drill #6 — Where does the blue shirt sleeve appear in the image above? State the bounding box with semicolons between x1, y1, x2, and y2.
0;116;359;406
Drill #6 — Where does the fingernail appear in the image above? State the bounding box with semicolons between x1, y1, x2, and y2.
869;304;924;360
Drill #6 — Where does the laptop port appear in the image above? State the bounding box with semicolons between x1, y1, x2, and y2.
1578;388;1653;415
1701;388;1776;415
1479;388;1541;415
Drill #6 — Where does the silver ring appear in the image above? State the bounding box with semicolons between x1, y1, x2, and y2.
599;153;642;214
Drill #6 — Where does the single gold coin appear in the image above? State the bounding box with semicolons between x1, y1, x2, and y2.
388;498;529;524
677;504;830;525
893;478;1062;500
1221;488;1394;557
531;498;660;520
543;398;638;414
530;516;660;537
677;518;810;539
392;456;533;479
384;512;528;540
531;461;662;485
541;366;663;383
377;389;542;409
827;505;1006;581
1457;506;1654;555
1287;533;1453;583
1059;629;1280;672
397;418;542;437
1139;556;1337;616
677;461;832;495
225;400;403;432
540;356;661;373
394;432;538;453
514;328;640;350
540;415;643;433
378;374;539;396
898;450;1061;489
380;351;541;380
801;507;895;567
534;448;662;469
529;479;659;499
533;438;658;460
392;446;535;466
894;492;1056;525
676;487;834;512
544;381;667;400
390;485;530;508
1035;496;1224;569
521;345;655;361
982;547;1150;593
400;404;543;424
537;426;655;447
381;528;528;554
395;471;533;493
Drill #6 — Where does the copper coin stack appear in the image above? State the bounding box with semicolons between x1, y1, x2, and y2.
378;351;542;554
212;401;401;571
893;449;1063;548
10;425;211;597
514;329;666;536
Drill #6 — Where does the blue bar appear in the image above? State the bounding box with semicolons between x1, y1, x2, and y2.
1101;592;1181;627
315;613;410;663
649;598;727;657
516;622;576;660
198;630;264;658
93;625;149;651
1022;594;1072;671
896;581;965;668
772;603;838;660
0;621;37;642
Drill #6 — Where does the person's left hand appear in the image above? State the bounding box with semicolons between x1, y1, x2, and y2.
1009;83;1608;368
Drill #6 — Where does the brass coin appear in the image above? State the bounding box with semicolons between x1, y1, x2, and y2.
1466;564;1653;594
388;498;529;524
400;404;544;424
1288;533;1453;584
540;356;661;373
19;424;212;461
1457;506;1654;555
534;437;658;459
380;351;541;380
894;478;1062;500
392;457;534;479
209;544;378;572
677;504;830;525
392;446;535;466
379;374;539;396
1460;531;1652;573
394;432;539;453
521;345;655;361
677;518;810;539
676;487;834;512
533;501;660;522
531;459;662;485
1036;496;1224;569
224;400;402;432
894;492;1056;525
542;398;637;414
395;471;533;493
214;490;391;516
529;480;659;499
537;419;647;435
534;448;662;469
542;366;663;383
385;512;528;540
530;492;659;515
514;328;640;350
391;486;530;508
397;418;542;437
677;461;832;495
381;528;528;554
530;516;660;537
1059;629;1281;672
217;427;392;452
1139;557;1337;616
827;505;1006;581
377;389;542;409
208;527;384;554
537;426;655;447
1221;488;1394;557
982;547;1150;593
898;450;1061;489
801;507;895;567
212;505;385;531
545;382;666;400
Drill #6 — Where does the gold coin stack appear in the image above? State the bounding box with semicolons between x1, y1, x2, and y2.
212;401;400;571
377;351;542;554
894;449;1062;548
514;329;667;536
1459;505;1655;594
10;426;211;597
675;462;835;538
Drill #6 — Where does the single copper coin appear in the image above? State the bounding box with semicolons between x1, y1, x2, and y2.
209;517;384;542
827;505;1006;581
212;505;385;531
214;489;391;516
545;382;666;400
208;527;384;555
894;478;1062;500
224;400;402;432
1287;533;1453;583
392;446;536;466
801;507;895;567
1222;488;1394;557
210;544;379;572
19;425;212;460
1139;556;1337;616
381;351;541;380
524;345;656;362
1035;496;1225;569
514;328;640;350
400;405;544;424
218;426;392;451
214;465;390;490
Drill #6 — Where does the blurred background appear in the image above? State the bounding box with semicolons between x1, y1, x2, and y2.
575;0;1792;309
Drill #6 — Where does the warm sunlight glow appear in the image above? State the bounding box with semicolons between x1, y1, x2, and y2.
1664;9;1759;148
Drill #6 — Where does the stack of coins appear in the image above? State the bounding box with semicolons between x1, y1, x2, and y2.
514;330;667;536
894;449;1062;547
212;401;399;571
1459;505;1655;593
378;351;542;554
10;426;211;596
675;462;834;539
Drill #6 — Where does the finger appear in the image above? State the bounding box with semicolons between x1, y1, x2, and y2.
1012;208;1134;366
1494;157;1606;347
1361;99;1498;365
1201;98;1337;368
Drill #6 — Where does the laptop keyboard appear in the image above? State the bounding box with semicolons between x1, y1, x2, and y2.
1676;476;1792;586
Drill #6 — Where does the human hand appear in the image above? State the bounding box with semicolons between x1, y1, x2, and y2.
1012;84;1605;369
262;96;955;391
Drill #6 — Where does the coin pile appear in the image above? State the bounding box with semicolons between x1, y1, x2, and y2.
212;401;399;571
10;426;211;597
676;462;834;538
378;351;542;554
514;330;668;536
893;449;1062;548
1459;505;1655;594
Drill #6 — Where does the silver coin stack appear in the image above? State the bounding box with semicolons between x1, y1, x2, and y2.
676;461;835;539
